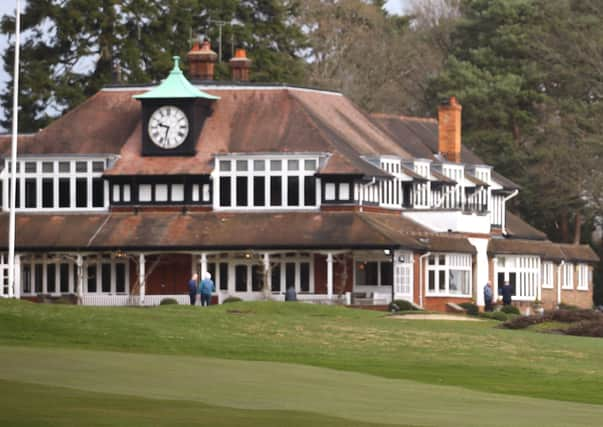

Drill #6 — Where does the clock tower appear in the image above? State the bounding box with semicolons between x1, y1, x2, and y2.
134;56;219;156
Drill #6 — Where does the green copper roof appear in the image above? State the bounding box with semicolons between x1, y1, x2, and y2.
134;56;219;100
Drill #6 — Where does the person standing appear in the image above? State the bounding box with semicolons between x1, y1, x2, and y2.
188;273;198;306
199;272;215;307
483;282;493;312
501;280;513;306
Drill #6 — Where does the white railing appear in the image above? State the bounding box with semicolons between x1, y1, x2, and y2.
82;294;191;306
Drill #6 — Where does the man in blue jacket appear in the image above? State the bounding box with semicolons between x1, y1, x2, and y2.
199;272;215;307
188;273;198;305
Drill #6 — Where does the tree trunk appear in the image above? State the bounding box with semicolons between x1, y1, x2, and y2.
573;212;582;244
559;210;570;243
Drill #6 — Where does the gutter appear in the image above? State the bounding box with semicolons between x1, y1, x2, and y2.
557;260;564;307
501;189;519;236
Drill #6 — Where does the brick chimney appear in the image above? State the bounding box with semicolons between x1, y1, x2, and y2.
438;96;462;163
187;39;217;80
229;48;252;81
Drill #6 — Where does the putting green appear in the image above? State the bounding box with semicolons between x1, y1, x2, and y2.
1;345;602;426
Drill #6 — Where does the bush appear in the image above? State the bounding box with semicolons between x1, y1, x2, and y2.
564;320;603;337
558;303;581;311
159;298;178;305
479;311;508;322
502;314;546;329
459;302;479;316
389;300;419;312
501;305;520;315
223;296;243;304
551;309;602;323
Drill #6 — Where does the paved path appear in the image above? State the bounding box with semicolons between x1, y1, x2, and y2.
391;313;483;321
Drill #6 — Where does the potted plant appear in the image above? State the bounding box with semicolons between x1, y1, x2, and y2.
533;298;544;316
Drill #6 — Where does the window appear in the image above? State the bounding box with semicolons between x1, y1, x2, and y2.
496;255;539;299
236;160;248;171
219;263;229;291
219;177;231;206
300;263;310;292
43;162;54;173
202;184;210;202
155;184;168;202
171;184;184;202
235;265;247;292
58;179;69;208
87;265;97;293
47;264;56;293
116;264;126;293
325;183;336;201
60;263;70;293
236;177;248;206
270;177;282;206
562;263;574;289
112;184;121;202
271;264;281;292
253;177;265;206
75;178;87;207
92;178;104;207
101;263;111;292
123;185;131;202
24;179;36;208
287;159;299;171
426;253;471;297
577;264;589;290
251;265;262;291
355;260;392;287
287;177;299;206
339;183;350;200
219;160;231;172
304;177;316;206
542;262;554;289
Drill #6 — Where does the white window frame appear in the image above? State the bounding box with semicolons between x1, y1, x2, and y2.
577;264;589;291
213;154;321;211
425;253;472;298
495;255;540;301
542;261;554;289
2;157;109;212
562;263;574;290
353;253;393;290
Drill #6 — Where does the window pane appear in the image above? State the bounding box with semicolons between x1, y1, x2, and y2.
285;263;295;289
42;162;54;173
171;184;184;202
60;263;70;293
235;265;247;292
87;265;97;293
102;263;111;293
43;179;54;208
219;177;231;206
271;264;281;292
365;262;378;286
116;263;126;293
35;264;43;293
270;176;282;206
304;159;317;171
219;263;229;290
253;176;265;206
92;161;104;172
191;184;199;202
123;184;131;202
22;265;31;293
25;179;36;208
236;160;248;171
270;160;282;171
304;176;316;206
252;265;262;291
380;262;393;287
155;184;168;202
428;270;435;291
355;262;367;286
92;178;104;207
287;159;299;171
325;183;336;201
47;264;56;293
112;184;121;202
253;160;265;171
58;162;70;173
236;177;248;207
339;183;350;200
76;161;87;172
219;160;231;172
25;162;36;173
439;270;446;291
287;176;299;206
139;184;152;202
76;178;87;207
300;263;310;292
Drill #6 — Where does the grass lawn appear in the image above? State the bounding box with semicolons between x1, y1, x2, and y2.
1;299;603;426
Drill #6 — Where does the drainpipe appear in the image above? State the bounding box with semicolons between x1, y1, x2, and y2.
557;260;564;307
419;252;432;308
501;189;519;235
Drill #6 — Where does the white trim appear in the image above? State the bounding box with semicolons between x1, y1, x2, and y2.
101;85;344;97
577;264;589;291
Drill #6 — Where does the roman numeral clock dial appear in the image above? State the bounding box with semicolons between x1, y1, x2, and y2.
148;106;190;149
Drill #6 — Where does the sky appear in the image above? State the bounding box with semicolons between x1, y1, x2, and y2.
0;0;407;130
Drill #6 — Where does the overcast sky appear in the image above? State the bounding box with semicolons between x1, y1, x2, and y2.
0;0;407;129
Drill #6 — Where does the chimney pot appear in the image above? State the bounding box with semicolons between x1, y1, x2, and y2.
438;96;462;163
187;39;217;80
229;48;252;81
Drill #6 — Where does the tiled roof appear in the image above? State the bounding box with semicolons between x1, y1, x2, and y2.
0;211;474;253
488;238;599;263
505;212;547;240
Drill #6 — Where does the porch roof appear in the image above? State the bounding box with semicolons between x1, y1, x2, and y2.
488;238;599;263
0;211;475;254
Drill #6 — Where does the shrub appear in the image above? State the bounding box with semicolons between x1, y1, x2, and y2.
551;309;602;323
564;320;603;338
159;298;178;305
502;315;546;329
479;311;508;322
558;303;581;311
459;302;479;316
501;305;520;315
223;296;243;304
389;300;419;312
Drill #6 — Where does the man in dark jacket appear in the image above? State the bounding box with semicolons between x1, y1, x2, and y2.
484;282;494;312
501;280;513;306
188;273;198;305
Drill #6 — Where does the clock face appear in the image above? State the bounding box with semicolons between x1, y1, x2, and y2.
148;106;189;149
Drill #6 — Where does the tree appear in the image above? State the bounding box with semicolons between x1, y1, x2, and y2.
0;0;307;132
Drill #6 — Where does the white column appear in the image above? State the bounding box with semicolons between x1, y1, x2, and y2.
76;254;83;304
138;253;145;305
469;238;489;307
14;254;21;299
326;252;333;299
263;253;271;293
199;253;207;276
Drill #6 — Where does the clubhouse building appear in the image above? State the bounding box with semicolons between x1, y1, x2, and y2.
0;42;598;311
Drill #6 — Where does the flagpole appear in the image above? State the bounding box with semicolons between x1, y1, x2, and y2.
8;0;21;299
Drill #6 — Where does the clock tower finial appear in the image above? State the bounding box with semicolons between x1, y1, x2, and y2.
172;56;181;70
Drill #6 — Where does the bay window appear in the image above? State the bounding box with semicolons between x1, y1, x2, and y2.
426;253;472;297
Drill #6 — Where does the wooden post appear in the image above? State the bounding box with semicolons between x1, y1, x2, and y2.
327;252;333;299
76;254;83;304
